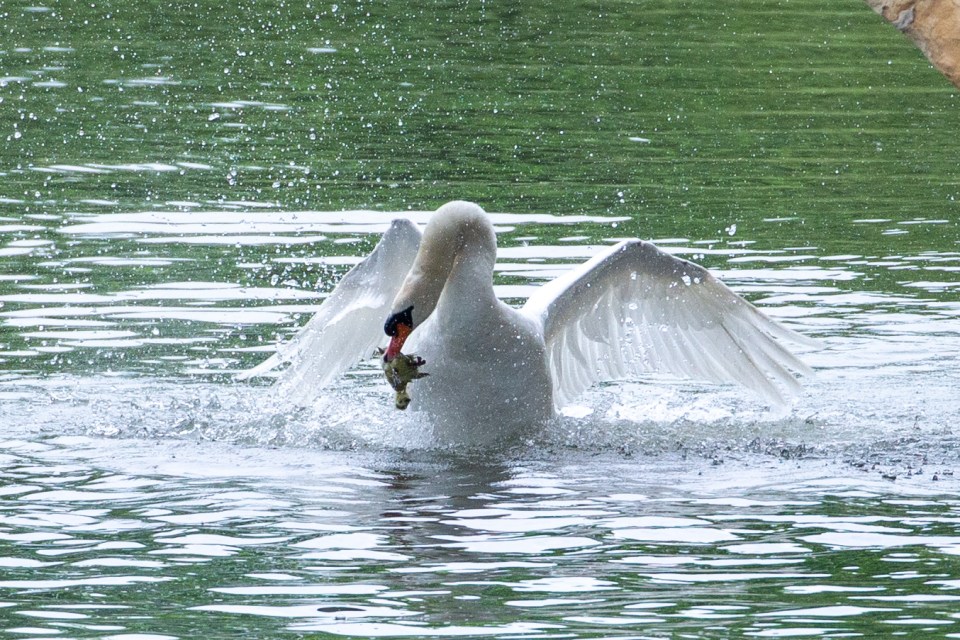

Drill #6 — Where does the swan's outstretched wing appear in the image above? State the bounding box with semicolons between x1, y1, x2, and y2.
521;240;817;410
237;218;422;406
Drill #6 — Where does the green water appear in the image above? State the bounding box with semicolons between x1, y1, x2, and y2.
4;0;956;222
2;1;960;638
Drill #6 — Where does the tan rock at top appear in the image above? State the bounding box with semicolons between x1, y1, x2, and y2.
865;0;960;89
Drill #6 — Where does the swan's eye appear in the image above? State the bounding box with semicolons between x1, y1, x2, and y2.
384;305;414;336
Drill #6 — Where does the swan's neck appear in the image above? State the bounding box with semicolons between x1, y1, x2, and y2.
393;203;497;327
439;234;498;317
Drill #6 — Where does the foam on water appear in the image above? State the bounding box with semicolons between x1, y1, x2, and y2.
3;326;957;493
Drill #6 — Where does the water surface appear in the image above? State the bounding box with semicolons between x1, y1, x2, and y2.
2;0;960;638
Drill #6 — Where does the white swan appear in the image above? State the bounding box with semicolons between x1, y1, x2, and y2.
240;201;814;442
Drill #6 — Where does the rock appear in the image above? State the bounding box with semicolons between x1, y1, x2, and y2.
865;0;960;89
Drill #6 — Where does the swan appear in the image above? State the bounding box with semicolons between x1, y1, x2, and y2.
239;201;814;442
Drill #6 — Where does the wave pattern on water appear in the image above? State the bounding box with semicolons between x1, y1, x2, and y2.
1;437;960;638
7;207;946;383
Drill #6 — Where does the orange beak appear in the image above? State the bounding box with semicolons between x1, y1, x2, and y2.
384;322;412;362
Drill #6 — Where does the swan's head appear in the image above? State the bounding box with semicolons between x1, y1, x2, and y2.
383;201;495;361
384;304;415;361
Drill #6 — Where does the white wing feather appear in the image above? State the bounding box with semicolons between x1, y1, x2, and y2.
236;218;422;406
522;240;816;410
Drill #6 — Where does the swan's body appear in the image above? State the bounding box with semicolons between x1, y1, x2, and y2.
240;201;814;442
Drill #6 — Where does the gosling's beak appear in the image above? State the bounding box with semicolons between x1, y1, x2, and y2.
384;322;411;362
